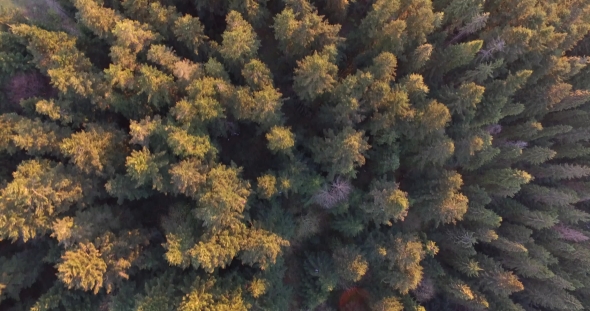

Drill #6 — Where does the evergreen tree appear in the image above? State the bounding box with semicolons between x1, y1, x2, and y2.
309;127;371;179
272;0;342;60
173;14;208;56
293;47;338;102
219;11;260;69
1;0;590;310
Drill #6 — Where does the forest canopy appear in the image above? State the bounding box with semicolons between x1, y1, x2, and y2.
1;0;590;310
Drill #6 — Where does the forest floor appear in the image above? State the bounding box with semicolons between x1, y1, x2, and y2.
0;0;78;35
0;0;17;10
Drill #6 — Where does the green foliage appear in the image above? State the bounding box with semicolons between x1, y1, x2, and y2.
105;174;153;203
239;227;289;270
137;64;175;108
219;11;260;67
72;0;121;39
441;82;485;121
189;228;244;273
166;127;215;159
356;0;405;55
303;251;338;298
3;0;590;310
242;58;273;89
125;147;168;191
265;126;295;153
60;123;126;176
362;179;410;226
331;213;364;237
378;233;427;294
162;204;198;268
194;164;250;229
112;19;158;55
432;40;483;76
371;296;404;311
11;24;95;97
0;113;71;156
519;146;557;165
529;164;590;181
475;168;532;197
256;173;277;199
272;0;342;60
309;127;370;179
172;77;227;123
0;249;44;303
227;0;269;27
173;14;207;55
232;84;283;128
293;48;338;102
0;159;84;242
134;272;178;311
332;245;368;283
56;242;107;294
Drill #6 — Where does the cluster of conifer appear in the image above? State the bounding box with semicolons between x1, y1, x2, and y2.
1;0;590;310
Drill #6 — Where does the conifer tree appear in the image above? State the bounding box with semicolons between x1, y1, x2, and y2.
2;0;590;310
309;127;370;179
265;125;295;154
272;0;342;60
219;11;260;69
362;179;410;226
173;14;208;56
0;159;84;242
293;47;339;102
73;0;121;39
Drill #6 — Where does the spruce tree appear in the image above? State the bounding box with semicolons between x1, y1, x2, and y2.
1;0;590;310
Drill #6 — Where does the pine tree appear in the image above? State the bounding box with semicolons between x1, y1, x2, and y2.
11;24;96;97
161;204;199;269
145;2;180;39
171;77;228;124
0;113;71;156
0;160;84;242
125;147;169;191
518;146;557;165
474;168;532;197
239;227;289;270
166;126;215;159
228;0;270;28
3;0;590;309
529;163;590;181
362;179;410;226
0;249;44;303
440;82;485;121
137;64;175;109
219;11;260;68
309;127;371;179
173;14;208;56
429;40;483;79
272;0;342;60
60;123;126;176
231;84;283;129
265;125;295;154
193;164;250;230
56;241;107;294
72;0;122;39
378;233;427;294
293;47;338;102
112;19;159;55
355;0;406;57
332;245;368;283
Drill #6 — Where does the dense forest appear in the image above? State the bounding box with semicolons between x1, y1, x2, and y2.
1;0;590;310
